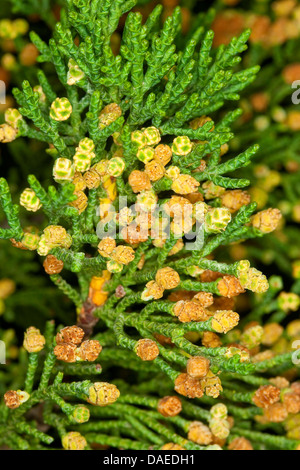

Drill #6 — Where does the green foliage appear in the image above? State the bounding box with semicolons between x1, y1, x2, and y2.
0;0;300;451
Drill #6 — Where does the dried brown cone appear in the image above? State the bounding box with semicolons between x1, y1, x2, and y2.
145;159;165;182
154;144;172;166
157;396;182;417
135;339;159;361
77;340;102;362
252;385;281;408
282;392;300;414
186;356;210;379
69;190;88;214
143;281;164;300
217;276;245;298
188;421;213;445
54;343;77;363
220;190;251;213
211;310;239;334
111;245;135;265
97;237;116;257
99;103;122;126
193;292;214;308
251;208;282;233
202;331;222;348
4;390;20;409
83;168;101;189
173;300;210;323
262;403;289;423
43;254;64;275
72;172;86;192
155;267;180;290
23;326;46;353
55;325;85;346
228;437;253;450
174;373;203;399
128;170;151;193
